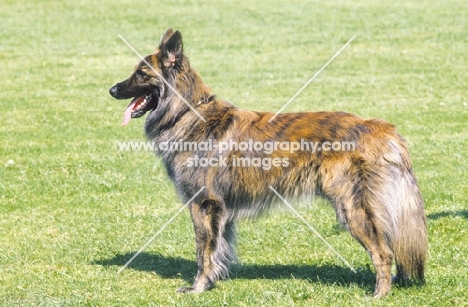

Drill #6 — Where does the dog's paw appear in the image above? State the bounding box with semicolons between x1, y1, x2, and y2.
177;286;199;294
372;286;391;299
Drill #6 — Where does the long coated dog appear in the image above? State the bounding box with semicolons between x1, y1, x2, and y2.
109;28;427;297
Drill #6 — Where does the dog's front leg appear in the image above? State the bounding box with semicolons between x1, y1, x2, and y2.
177;199;226;294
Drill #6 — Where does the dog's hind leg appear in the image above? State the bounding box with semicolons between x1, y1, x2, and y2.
344;203;394;298
177;199;236;293
323;161;394;298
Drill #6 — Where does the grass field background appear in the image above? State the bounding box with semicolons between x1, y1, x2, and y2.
1;0;467;306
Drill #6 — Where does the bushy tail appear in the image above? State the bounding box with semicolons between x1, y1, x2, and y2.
392;169;427;282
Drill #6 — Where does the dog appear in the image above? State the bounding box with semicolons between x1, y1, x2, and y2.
109;28;427;298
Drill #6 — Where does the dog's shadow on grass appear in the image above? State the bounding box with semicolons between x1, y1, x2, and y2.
427;209;468;220
93;252;378;291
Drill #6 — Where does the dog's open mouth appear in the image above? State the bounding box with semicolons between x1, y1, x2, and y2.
122;93;158;126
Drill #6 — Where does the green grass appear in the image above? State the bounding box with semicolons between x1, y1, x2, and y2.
1;0;467;306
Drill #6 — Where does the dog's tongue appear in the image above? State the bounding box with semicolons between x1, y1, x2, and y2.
122;96;144;126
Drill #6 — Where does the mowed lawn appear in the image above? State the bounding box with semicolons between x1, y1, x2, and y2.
1;0;467;306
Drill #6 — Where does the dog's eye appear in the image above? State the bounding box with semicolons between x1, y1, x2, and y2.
135;70;146;78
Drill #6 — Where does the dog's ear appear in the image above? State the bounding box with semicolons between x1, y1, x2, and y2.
158;28;174;50
160;30;183;69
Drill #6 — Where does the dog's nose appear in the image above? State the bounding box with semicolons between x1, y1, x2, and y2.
109;85;118;97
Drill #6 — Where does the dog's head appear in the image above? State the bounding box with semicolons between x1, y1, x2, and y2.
109;28;184;126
